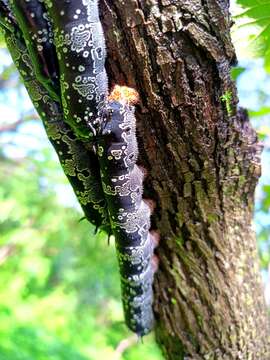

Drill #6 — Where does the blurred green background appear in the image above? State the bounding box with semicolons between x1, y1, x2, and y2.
0;1;269;359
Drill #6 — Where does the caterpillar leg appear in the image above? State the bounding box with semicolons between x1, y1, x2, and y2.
150;230;160;249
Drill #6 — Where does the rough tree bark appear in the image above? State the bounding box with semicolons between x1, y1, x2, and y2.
100;0;270;358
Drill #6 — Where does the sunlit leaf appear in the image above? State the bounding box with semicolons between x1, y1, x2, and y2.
231;66;246;80
234;0;270;72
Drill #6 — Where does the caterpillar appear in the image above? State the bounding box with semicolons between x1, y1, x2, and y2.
97;86;156;335
2;0;158;336
0;2;110;232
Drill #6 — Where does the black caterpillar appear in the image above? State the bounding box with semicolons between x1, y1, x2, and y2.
97;87;157;335
2;0;110;231
1;0;157;336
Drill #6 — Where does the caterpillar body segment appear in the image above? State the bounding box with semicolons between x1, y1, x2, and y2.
43;0;108;139
9;0;60;101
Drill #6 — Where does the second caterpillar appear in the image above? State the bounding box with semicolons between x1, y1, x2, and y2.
97;85;158;336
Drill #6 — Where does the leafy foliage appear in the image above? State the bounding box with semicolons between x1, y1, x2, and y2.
231;66;246;80
232;3;270;270
0;145;163;359
234;0;270;72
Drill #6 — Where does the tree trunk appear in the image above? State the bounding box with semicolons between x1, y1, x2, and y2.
100;0;270;358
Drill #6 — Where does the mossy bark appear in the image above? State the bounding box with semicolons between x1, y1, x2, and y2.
100;0;270;358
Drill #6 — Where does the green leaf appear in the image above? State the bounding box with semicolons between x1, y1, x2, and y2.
233;0;270;71
249;107;270;117
262;184;270;212
231;66;246;80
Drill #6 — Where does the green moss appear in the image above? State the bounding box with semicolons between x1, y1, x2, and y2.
220;91;233;116
171;298;177;305
196;314;203;328
207;213;218;224
238;175;246;187
175;236;184;246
